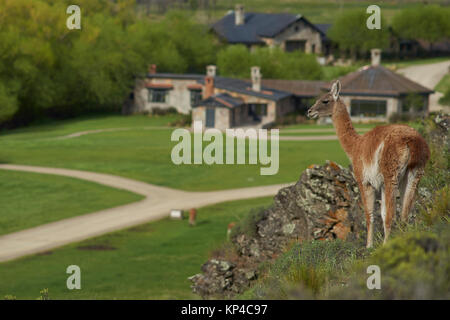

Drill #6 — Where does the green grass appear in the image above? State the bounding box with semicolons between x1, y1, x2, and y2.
0;196;273;299
279;123;381;130
0;170;143;235
279;131;366;136
0;115;350;191
183;0;438;24
435;74;450;94
383;57;450;70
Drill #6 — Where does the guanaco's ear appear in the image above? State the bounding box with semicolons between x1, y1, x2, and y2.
330;80;341;101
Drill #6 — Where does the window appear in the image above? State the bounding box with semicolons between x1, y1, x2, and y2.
350;99;387;117
255;104;267;116
148;89;168;103
190;89;202;106
248;104;268;117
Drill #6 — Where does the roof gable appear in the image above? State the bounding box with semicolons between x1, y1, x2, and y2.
193;93;244;109
323;65;434;97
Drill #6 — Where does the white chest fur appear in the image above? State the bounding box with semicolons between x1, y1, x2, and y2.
362;142;384;190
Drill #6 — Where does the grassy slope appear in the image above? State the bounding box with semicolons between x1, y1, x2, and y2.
187;0;437;24
435;74;450;93
240;116;450;300
0;170;143;235
0;115;350;191
0;196;273;300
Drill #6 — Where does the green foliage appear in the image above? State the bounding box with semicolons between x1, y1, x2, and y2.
0;1;217;126
230;206;268;239
217;45;323;80
392;6;450;45
242;239;364;299
37;288;50;300
328;10;389;54
435;74;450;106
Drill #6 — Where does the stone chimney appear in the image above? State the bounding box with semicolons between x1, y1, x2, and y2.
206;65;216;77
251;66;261;92
204;76;215;99
371;49;381;67
149;64;157;74
235;4;244;25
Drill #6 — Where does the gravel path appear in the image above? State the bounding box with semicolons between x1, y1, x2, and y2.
0;164;291;262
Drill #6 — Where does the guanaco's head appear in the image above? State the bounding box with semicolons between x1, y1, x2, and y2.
307;80;341;119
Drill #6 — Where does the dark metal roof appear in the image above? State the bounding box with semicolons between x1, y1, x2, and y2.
315;23;332;35
322;65;434;97
246;79;329;97
212;12;324;44
193;93;244;109
147;73;203;80
198;76;292;101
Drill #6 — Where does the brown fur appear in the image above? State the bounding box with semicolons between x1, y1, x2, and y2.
308;81;430;247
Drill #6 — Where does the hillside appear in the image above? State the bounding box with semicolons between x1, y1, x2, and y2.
190;114;450;299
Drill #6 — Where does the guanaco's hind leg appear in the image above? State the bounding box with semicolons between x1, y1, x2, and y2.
400;167;424;222
382;179;397;244
359;182;376;248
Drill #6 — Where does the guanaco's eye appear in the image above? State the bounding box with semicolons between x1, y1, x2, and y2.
323;100;329;104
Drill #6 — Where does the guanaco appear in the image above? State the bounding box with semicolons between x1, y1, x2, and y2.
307;80;430;247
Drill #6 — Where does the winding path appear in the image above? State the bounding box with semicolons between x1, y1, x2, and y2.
0;164;291;263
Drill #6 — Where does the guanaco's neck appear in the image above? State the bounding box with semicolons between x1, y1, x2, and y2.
331;100;360;158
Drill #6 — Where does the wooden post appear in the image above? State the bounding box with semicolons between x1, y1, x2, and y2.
227;222;236;239
189;208;197;226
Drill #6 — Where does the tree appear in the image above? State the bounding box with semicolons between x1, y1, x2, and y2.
0;1;218;126
217;46;323;80
392;6;450;50
328;10;389;58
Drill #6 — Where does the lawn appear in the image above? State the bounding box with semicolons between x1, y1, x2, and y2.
0;115;350;191
435;73;450;94
0;196;274;299
0;170;143;235
181;0;434;24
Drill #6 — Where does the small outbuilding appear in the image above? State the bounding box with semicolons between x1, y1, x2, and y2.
322;49;434;122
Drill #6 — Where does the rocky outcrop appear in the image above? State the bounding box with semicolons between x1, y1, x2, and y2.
189;161;369;299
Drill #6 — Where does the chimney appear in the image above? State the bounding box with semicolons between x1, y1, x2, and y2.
235;4;244;25
149;64;157;74
371;49;381;67
206;65;216;77
204;76;214;99
251;66;261;92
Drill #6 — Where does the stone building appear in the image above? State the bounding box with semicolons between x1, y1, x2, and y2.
130;50;433;126
321;49;434;122
192;67;295;130
131;65;297;129
211;5;329;54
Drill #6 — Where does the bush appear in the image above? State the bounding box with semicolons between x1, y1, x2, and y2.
230;207;268;240
217;46;323;80
168;111;192;127
242;239;365;299
150;107;178;116
388;112;422;124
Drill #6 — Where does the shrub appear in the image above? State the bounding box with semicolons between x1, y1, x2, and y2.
150;107;178;116
230;207;268;240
